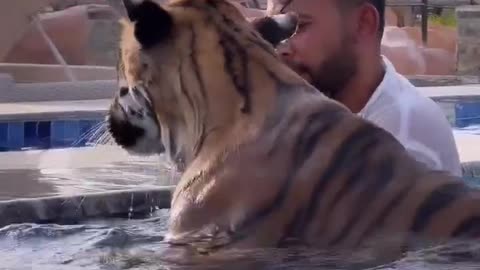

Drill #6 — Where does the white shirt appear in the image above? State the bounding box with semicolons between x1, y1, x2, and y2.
357;56;462;177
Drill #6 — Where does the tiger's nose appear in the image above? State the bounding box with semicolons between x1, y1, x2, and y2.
119;87;129;97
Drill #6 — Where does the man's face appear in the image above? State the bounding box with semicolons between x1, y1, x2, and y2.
269;0;359;97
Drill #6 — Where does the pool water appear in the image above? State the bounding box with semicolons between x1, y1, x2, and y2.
2;95;480;269
0;145;179;201
434;95;480;130
3;213;480;270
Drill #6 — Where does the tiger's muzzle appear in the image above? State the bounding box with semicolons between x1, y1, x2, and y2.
107;85;164;155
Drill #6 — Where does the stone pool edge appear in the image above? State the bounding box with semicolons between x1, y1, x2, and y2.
0;186;174;228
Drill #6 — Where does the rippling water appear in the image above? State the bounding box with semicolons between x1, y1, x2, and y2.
2;146;480;269
3;211;480;270
0;146;180;201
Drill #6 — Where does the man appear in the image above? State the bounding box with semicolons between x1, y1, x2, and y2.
266;0;462;176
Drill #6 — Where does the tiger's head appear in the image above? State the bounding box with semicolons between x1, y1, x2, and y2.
108;0;300;172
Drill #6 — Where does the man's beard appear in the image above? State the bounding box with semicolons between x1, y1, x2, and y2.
284;35;358;99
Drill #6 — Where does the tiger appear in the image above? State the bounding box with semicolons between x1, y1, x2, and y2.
107;0;480;266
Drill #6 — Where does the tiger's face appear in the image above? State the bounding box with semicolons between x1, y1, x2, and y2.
108;0;298;171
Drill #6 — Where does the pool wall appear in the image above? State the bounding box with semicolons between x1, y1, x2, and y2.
0;186;174;227
0;161;478;228
0;118;102;152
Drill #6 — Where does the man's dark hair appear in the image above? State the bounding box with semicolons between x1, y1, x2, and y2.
271;0;386;38
339;0;386;38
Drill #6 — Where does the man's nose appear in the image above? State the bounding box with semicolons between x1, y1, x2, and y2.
276;40;292;61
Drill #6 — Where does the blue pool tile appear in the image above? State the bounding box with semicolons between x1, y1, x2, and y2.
64;121;80;140
51;121;68;147
8;122;24;149
38;121;51;139
77;120;102;145
51;120;65;139
0;123;7;144
23;121;51;148
1;117;104;152
38;121;52;149
50;120;80;147
79;120;98;136
455;103;480;128
24;121;37;147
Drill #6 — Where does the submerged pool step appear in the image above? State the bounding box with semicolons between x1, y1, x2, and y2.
0;186;174;228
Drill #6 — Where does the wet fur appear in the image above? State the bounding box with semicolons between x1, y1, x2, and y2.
108;0;480;265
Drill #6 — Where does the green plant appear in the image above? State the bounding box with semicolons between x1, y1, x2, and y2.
428;12;457;28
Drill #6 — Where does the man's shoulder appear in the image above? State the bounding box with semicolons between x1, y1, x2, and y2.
382;71;445;119
374;71;461;176
361;68;451;135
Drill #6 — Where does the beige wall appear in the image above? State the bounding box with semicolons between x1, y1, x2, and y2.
0;0;58;61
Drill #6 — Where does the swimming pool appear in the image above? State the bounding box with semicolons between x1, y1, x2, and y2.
434;95;480;130
0;118;104;152
1;95;480;269
0;95;479;153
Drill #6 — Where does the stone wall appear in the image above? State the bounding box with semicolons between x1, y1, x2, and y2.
456;5;480;75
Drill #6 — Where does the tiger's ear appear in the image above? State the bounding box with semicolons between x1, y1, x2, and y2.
250;13;298;47
122;0;173;49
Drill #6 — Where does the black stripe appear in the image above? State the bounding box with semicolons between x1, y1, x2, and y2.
218;29;251;113
410;182;468;233
179;62;196;114
452;216;480;238
116;47;124;82
266;102;342;158
244;110;339;226
295;111;342;164
189;23;207;105
328;156;395;246
186;24;207;157
239;46;251;113
186;0;253;113
278;209;304;247
224;110;340;246
397;182;469;252
320;142;378;227
356;177;416;247
261;84;298;138
167;127;177;160
300;124;385;234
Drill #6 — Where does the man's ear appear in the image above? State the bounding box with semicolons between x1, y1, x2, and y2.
250;13;298;47
122;0;173;49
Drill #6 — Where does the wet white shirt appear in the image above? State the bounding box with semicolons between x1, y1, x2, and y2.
357;56;462;177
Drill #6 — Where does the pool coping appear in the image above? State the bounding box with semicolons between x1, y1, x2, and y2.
1;84;480;121
0;186;174;228
0;163;479;228
0;99;110;121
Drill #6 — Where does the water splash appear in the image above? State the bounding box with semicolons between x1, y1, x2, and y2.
32;15;77;82
71;120;114;148
128;194;134;220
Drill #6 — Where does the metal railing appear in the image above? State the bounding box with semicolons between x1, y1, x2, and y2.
386;0;478;44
